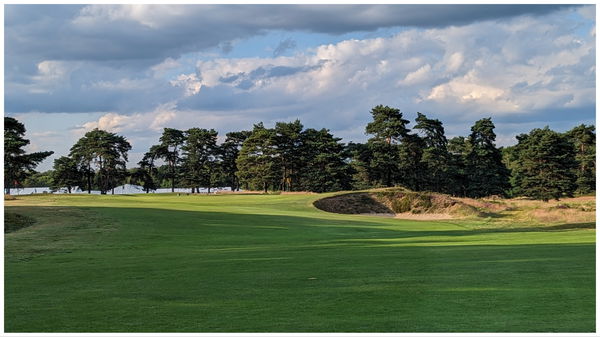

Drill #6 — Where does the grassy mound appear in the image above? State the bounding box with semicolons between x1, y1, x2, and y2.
372;190;478;215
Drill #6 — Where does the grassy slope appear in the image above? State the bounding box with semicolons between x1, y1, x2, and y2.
4;194;596;332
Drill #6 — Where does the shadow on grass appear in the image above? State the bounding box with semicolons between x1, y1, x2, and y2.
4;205;596;333
5;205;595;258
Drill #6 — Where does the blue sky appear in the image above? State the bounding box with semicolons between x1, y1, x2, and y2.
4;4;596;170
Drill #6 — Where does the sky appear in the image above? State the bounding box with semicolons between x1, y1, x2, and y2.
4;4;596;171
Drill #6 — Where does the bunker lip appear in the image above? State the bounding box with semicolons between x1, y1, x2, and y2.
313;189;596;225
313;192;394;215
312;189;480;218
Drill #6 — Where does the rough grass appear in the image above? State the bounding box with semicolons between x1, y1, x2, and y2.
314;190;595;229
4;193;596;332
4;212;36;233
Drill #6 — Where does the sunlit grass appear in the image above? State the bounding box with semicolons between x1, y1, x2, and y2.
4;193;595;332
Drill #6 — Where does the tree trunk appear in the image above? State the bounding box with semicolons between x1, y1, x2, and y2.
171;167;175;193
68;186;72;194
263;181;267;193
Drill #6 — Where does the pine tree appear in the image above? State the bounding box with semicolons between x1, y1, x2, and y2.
154;128;185;192
465;118;510;198
221;131;251;191
347;142;375;189
236;123;280;193
181;128;219;193
513;127;577;201
298;128;351;192
397;134;425;191
4;117;53;194
69;128;131;194
51;156;82;193
565;124;595;195
274;120;303;191
135;145;162;193
365;105;409;187
446;136;470;197
366;105;410;144
501;145;521;197
413;112;450;193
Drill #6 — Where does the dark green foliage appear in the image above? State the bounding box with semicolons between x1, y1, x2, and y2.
347;142;376;189
297;128;352;192
465;118;510;198
236;122;352;193
565;124;595;194
181;128;220;193
22;171;54;188
221;131;251;191
69;128;132;194
4;117;54;194
365;105;409;144
413;112;451;193
362;105;410;187
512;127;577;201
446;136;470;197
51;156;82;193
154;128;185;192
274;120;304;191
367;141;401;187
501;145;520;197
397;134;425;191
133;145;162;193
236;123;281;192
49;105;589;197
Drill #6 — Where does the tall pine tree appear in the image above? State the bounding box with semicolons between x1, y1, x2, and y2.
298;128;351;192
4;117;53;194
236;123;280;193
565;124;595;195
413;112;451;193
465;118;510;198
512;127;577;201
181;128;219;193
365;105;409;187
221;131;251;191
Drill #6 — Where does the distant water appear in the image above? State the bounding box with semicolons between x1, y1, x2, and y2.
6;185;233;195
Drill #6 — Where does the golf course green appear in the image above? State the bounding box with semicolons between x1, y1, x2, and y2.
4;193;596;332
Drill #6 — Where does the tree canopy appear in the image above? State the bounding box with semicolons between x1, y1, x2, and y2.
4;117;53;194
510;127;577;201
9;106;592;201
69;128;131;194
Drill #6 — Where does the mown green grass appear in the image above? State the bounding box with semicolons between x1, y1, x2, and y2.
4;193;596;332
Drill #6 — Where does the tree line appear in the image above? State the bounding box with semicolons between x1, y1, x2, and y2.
5;107;595;201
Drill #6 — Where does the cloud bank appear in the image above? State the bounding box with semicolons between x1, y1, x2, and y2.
4;4;594;170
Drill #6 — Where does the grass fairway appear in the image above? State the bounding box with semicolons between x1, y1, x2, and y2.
4;193;595;332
